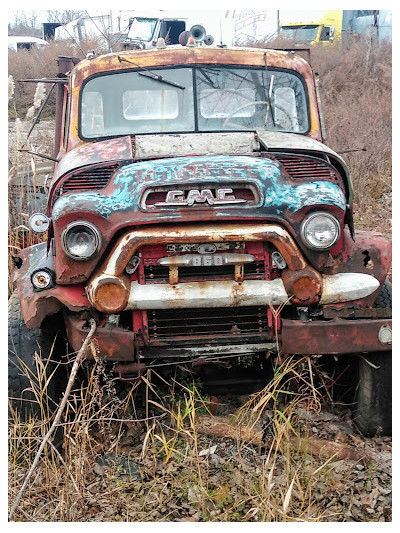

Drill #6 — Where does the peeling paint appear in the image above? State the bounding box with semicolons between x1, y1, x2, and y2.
52;155;346;222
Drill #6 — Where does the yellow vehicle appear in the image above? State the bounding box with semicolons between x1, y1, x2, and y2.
280;10;342;45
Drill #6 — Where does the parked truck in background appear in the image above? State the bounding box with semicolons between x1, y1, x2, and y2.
279;9;392;45
54;10;231;51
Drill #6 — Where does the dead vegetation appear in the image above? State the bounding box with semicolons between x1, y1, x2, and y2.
8;350;392;522
312;39;392;237
8;37;392;522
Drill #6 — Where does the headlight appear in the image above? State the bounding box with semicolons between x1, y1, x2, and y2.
62;221;101;260
301;212;340;250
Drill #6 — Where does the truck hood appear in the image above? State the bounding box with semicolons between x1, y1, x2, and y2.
53;131;352;203
52;154;346;223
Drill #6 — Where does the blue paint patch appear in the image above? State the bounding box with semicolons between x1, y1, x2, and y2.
263;181;346;212
52;155;346;221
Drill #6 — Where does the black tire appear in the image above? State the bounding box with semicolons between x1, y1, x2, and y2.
373;279;392;309
8;291;63;420
354;280;392;436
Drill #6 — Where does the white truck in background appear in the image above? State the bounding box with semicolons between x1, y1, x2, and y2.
53;10;234;51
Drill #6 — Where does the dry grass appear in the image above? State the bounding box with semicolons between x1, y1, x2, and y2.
4;354;348;521
8;352;392;522
312;39;392;236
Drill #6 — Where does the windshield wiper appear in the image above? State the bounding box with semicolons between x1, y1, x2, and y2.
117;56;185;90
137;71;185;90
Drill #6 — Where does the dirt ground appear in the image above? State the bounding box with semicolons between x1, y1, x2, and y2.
8;389;392;522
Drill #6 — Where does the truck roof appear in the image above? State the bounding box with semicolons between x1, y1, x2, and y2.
71;46;313;85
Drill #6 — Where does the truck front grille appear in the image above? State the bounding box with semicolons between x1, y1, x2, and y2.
138;241;270;284
148;306;269;340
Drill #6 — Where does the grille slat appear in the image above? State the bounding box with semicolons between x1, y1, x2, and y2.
59;163;121;193
275;155;339;181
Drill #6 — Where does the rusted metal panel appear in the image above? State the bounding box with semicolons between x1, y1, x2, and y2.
114;362;147;377
73;47;315;81
49;153;347;284
134;132;260;158
51;154;347;223
51;136;133;183
327;229;392;307
12;243;90;328
65;313;392;359
65;313;135;361
257;130;352;203
281;318;392;354
323;307;391;319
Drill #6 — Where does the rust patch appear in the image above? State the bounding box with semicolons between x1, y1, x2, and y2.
169;265;179;285
281;318;392;355
114;362;147;376
281;266;322;306
234;264;244;282
65;313;135;361
331;229;392;306
89;275;131;314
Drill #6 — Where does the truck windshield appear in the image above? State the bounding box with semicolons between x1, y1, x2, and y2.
280;25;319;42
80;66;309;138
128;18;158;41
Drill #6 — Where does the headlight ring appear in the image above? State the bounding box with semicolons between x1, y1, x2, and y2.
300;212;340;250
61;221;101;260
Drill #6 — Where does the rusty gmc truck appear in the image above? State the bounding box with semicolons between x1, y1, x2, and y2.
9;43;392;436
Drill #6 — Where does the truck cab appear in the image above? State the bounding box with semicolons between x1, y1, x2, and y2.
280;10;342;45
10;44;392;436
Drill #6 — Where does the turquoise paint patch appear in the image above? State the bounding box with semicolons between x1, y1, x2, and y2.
52;155;345;221
263;181;346;212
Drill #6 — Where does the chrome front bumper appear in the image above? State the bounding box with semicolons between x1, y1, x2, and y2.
123;273;379;310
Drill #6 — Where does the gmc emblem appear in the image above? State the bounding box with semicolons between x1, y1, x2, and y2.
154;188;246;207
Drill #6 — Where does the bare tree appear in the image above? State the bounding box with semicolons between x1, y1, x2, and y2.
46;10;86;24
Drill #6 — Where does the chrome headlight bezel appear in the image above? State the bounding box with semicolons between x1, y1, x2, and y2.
61;221;101;261
300;212;341;251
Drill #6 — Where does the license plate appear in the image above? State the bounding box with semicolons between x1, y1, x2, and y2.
158;253;254;267
166;242;245;253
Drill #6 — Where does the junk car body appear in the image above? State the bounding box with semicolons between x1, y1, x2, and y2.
9;44;392;435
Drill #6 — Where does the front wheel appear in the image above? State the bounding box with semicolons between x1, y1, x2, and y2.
354;351;392;436
353;281;392;436
8;291;64;420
